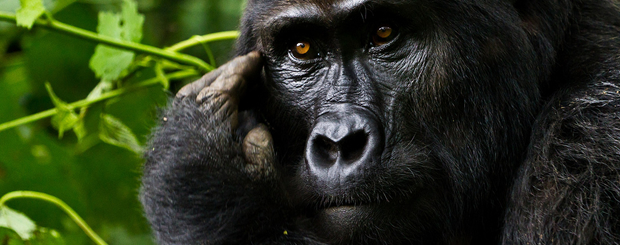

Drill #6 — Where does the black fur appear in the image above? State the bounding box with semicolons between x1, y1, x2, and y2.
141;0;620;244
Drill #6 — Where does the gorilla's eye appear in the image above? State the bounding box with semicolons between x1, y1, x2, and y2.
290;41;317;60
372;25;395;46
296;42;310;55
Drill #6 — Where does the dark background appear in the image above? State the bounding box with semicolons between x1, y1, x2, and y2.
0;0;245;243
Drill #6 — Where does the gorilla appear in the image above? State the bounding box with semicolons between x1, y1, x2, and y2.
140;0;620;244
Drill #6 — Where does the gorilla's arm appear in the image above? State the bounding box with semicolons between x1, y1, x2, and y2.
140;52;322;245
504;83;620;244
503;10;620;244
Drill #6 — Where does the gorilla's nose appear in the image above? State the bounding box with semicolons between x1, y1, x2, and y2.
305;105;383;183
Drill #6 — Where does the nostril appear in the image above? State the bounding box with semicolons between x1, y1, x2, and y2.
310;130;369;167
339;131;368;163
312;135;339;166
305;105;384;183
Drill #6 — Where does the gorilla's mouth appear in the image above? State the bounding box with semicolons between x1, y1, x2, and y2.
315;199;364;210
318;205;364;216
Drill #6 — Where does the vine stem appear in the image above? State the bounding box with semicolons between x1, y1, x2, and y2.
0;191;108;245
0;70;199;132
166;31;239;52
0;11;213;72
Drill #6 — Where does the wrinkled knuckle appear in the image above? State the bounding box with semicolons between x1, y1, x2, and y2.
226;74;246;93
196;87;221;104
210;73;246;96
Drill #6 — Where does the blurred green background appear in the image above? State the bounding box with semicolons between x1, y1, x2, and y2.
0;0;246;244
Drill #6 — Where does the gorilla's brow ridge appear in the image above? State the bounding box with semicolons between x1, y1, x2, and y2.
261;0;407;43
265;4;324;29
265;0;390;24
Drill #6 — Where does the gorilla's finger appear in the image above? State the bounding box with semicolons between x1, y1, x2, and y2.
208;51;262;96
176;67;224;99
193;52;260;129
222;51;263;83
215;99;239;129
243;124;275;179
176;51;262;99
196;74;246;104
196;89;239;128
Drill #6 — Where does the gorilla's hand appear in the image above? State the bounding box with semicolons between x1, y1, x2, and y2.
177;51;276;180
141;52;304;244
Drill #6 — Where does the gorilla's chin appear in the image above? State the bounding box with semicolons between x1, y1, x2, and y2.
316;205;366;226
309;205;372;242
307;202;428;244
302;189;442;244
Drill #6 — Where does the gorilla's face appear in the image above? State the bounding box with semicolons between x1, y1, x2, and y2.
244;0;542;242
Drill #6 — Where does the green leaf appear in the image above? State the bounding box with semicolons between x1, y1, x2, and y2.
88;0;144;81
73;80;112;142
99;114;142;154
16;0;45;29
89;12;130;81
0;222;65;245
86;80;113;100
45;82;80;138
0;227;26;245
120;0;144;43
51;109;79;139
89;45;135;81
0;206;36;240
26;227;65;245
72;120;87;141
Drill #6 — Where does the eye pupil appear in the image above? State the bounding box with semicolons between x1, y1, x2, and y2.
377;26;392;38
296;42;310;55
372;25;395;46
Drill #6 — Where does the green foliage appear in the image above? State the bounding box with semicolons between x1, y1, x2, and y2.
0;227;65;245
0;0;245;244
1;191;106;244
45;83;80;139
0;206;65;244
89;0;144;81
0;206;36;239
16;0;45;29
99;114;141;154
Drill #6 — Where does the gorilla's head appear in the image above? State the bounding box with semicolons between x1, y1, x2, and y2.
238;0;544;243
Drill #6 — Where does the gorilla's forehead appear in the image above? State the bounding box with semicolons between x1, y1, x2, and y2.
252;0;413;47
273;0;374;12
268;0;369;10
255;0;410;25
260;0;360;22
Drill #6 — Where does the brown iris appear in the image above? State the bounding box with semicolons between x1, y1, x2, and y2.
291;41;312;59
372;26;394;46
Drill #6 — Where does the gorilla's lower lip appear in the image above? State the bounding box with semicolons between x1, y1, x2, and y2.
315;201;367;211
315;204;370;220
322;205;358;211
